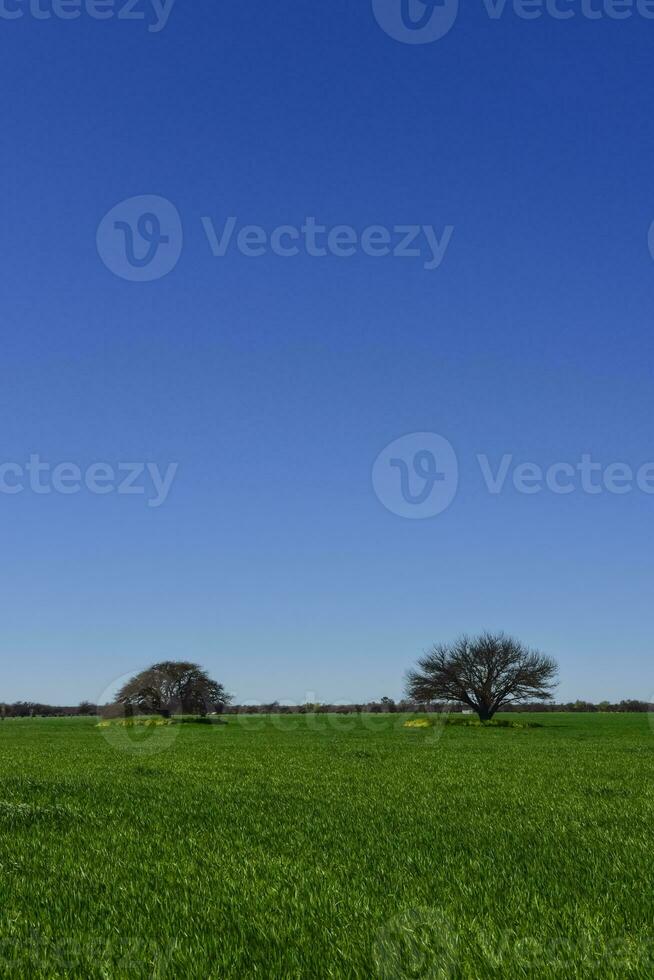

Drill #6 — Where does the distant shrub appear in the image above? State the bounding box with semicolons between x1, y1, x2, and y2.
445;718;541;729
403;716;540;730
96;718;173;730
175;716;227;725
96;716;227;730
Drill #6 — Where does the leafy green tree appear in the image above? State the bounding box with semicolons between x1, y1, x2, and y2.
115;662;232;717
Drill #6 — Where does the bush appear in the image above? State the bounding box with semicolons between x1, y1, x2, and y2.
403;716;541;730
96;716;227;729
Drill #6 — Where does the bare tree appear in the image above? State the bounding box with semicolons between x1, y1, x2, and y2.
114;661;232;717
406;632;558;721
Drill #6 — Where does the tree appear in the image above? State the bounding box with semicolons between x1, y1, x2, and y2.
114;661;232;717
78;700;97;716
406;632;558;721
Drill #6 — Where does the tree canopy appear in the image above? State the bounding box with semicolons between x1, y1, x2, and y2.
406;632;558;721
115;661;232;717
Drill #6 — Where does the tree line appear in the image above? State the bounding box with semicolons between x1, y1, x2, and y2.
1;634;650;722
2;698;651;719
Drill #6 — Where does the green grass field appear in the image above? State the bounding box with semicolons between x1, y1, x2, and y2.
1;712;653;978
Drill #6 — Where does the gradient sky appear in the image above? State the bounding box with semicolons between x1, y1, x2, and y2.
1;1;653;705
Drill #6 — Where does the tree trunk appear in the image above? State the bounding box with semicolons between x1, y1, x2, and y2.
476;705;495;722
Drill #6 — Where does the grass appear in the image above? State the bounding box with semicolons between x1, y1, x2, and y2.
0;712;653;977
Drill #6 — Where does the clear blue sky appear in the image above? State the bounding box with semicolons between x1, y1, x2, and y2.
1;2;653;705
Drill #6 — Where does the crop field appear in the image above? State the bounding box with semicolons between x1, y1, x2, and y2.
1;712;653;978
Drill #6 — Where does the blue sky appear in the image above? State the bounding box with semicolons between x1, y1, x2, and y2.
1;1;653;704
